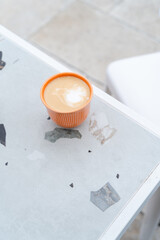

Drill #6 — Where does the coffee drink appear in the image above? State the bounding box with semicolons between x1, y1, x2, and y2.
44;76;90;112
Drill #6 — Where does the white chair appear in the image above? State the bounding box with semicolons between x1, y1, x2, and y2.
106;52;160;240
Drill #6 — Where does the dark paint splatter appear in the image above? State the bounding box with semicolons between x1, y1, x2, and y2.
116;174;119;179
5;162;8;166
47;116;51;120
0;124;6;146
45;128;82;143
70;183;74;188
0;51;6;70
88;150;92;153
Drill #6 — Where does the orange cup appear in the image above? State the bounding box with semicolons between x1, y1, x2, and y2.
40;72;93;128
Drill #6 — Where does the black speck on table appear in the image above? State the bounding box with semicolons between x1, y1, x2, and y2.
70;183;74;188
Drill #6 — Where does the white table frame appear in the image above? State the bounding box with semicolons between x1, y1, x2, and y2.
0;25;160;240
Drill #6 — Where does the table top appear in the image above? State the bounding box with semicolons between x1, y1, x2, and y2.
0;26;160;240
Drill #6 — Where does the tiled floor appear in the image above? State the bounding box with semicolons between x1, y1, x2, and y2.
1;0;160;239
121;213;160;240
30;1;160;89
111;0;160;42
1;0;160;90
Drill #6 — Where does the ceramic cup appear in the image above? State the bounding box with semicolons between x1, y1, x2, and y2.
40;72;93;128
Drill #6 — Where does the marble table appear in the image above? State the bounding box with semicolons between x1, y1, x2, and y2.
0;25;160;240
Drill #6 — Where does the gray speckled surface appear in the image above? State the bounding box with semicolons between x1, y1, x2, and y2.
0;36;160;240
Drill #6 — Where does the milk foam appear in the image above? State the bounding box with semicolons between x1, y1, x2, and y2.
44;76;90;112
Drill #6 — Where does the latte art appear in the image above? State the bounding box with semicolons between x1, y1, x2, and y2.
54;85;89;107
44;76;90;112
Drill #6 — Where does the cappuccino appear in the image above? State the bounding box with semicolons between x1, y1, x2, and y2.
44;76;90;112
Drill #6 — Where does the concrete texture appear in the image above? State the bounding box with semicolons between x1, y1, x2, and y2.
1;0;160;238
0;0;74;38
111;0;160;42
82;0;123;13
121;213;160;240
121;213;143;240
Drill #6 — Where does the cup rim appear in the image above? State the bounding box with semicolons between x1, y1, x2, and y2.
40;72;93;114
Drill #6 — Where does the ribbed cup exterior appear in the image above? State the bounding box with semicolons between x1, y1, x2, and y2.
47;103;90;128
